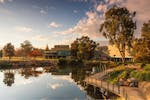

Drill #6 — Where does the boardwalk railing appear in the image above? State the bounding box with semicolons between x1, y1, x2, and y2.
85;77;129;100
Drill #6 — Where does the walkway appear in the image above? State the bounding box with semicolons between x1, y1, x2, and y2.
84;68;147;100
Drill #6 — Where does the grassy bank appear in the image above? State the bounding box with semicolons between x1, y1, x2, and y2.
106;63;150;84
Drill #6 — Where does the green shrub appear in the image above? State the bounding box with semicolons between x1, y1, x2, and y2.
57;59;67;66
0;61;12;69
141;63;146;68
143;64;150;71
130;70;150;81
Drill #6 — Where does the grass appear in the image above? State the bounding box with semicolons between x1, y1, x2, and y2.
0;57;58;61
107;63;150;84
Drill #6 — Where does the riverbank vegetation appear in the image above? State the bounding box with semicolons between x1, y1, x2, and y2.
106;64;150;84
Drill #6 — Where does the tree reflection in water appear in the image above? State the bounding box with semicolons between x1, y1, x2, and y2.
1;65;115;99
3;70;15;86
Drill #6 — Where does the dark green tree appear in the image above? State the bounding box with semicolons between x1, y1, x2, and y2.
3;43;15;60
100;6;136;63
21;40;33;57
71;36;98;60
0;50;2;58
133;20;150;63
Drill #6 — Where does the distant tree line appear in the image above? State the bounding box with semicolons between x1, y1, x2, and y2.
1;40;43;60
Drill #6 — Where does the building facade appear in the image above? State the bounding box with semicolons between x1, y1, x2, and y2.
44;45;70;59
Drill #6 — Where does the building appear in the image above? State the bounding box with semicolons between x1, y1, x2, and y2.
44;45;70;59
108;45;133;62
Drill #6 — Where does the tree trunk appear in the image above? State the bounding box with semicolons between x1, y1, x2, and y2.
121;44;126;63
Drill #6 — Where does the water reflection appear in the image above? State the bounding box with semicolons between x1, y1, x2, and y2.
3;70;15;86
0;66;108;100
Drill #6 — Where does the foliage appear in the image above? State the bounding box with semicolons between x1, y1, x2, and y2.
0;61;12;69
29;49;43;58
0;50;2;57
3;43;15;60
21;40;33;57
100;6;136;63
58;58;83;67
143;64;150;71
71;36;98;60
15;49;23;57
45;44;49;51
133;20;150;63
57;58;67;66
130;70;150;81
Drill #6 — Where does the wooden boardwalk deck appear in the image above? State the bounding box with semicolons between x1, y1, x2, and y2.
84;69;147;100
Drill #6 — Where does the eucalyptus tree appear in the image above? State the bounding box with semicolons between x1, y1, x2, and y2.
100;6;136;63
133;20;150;63
3;43;15;60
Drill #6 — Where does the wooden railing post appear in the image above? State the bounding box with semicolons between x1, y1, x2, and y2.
107;82;109;90
118;85;120;94
112;84;114;93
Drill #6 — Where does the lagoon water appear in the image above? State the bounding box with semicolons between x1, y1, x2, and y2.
0;67;93;100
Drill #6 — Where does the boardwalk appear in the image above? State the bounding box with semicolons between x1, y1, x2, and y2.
84;68;147;100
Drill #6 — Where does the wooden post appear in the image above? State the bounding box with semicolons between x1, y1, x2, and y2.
107;82;109;90
118;85;120;94
113;84;114;93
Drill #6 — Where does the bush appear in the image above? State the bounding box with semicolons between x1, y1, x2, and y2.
0;61;12;69
57;59;67;66
143;64;150;71
130;70;150;81
141;63;146;68
68;59;83;67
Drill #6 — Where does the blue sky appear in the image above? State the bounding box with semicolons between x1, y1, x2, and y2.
0;0;150;49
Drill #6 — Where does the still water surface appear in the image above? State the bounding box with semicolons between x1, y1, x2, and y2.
0;67;97;100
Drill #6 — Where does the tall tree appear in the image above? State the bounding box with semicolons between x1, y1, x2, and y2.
133;20;150;63
45;45;49;51
71;36;98;60
21;40;33;57
3;43;15;60
100;6;136;63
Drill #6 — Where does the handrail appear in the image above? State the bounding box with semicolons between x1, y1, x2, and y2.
85;77;129;100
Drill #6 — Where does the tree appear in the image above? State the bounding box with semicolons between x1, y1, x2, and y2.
45;45;49;51
71;36;98;60
100;6;136;63
21;40;33;57
133;20;150;63
3;43;15;60
29;49;43;58
15;49;23;57
0;50;2;58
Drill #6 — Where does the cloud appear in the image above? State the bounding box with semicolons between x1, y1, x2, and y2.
48;83;63;90
40;9;47;14
55;0;150;42
54;11;104;39
96;4;107;12
49;22;61;28
124;0;150;23
0;0;4;3
32;35;48;41
70;0;88;2
73;10;78;13
15;26;33;33
0;0;13;3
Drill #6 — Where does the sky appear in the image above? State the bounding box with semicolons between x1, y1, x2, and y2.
0;0;150;49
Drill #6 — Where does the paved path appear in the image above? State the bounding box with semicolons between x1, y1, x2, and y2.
85;68;147;100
